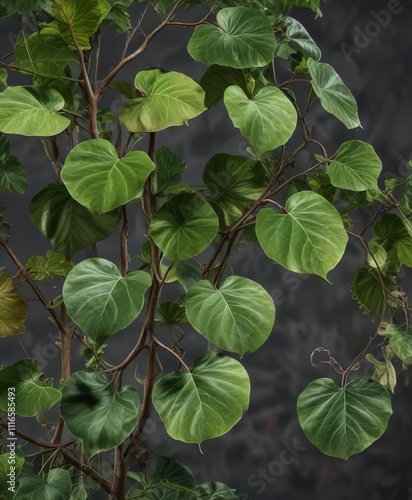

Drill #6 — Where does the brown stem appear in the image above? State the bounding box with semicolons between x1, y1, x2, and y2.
120;205;129;276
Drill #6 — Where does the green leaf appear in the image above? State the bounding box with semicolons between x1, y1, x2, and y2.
0;269;28;338
351;265;396;315
26;250;74;281
200;65;247;109
44;0;110;50
69;484;88;500
322;140;382;191
380;323;412;365
187;7;276;69
373;214;412;268
63;258;151;340
203;154;266;226
104;0;134;33
366;240;387;269
186;276;275;356
0;453;24;500
0;0;51;15
175;260;202;291
297;377;392;460
0;359;61;417
0;68;7;92
153;352;250;445
307;58;361;129
280;17;321;61
224;85;297;155
256;191;348;279
196;482;237;499
60;371;139;458
149;193;219;261
15;468;71;500
61;139;155;213
154;147;187;194
0;155;28;194
14;33;76;78
307;171;336;203
0;86;70;136
29;184;119;259
365;350;396;394
119;69;206;133
109;80;139;99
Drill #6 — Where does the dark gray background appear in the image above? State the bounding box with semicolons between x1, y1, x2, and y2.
1;1;411;499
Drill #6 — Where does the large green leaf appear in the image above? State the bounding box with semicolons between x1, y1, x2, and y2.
0;86;70;136
43;0;110;50
154;147;187;194
279;17;321;61
14;33;76;78
203;154;266;226
29;184;119;259
61;139;155;213
297;377;392;460
321;140;382;191
224;85;297;155
26;250;74;281
149;193;219;261
187;7;276;69
119;69;206;133
351;265;397;315
307;58;361;129
60;371;139;457
0;269;28;338
0;155;28;194
0;0;51;17
152;352;250;444
185;276;275;356
63;258;151;340
256;191;348;279
200;65;247;108
380;323;412;365
0;359;61;417
15;469;71;500
0;453;24;500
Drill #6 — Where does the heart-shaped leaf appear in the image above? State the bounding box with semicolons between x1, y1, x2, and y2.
154;147;187;194
0;137;28;193
61;371;139;458
297;377;392;460
149;193;219;261
63;258;151;340
119;69;206;133
224;85;297;155
0;86;70;136
280;17;321;61
29;184;119;259
256;191;348;279
152;352;250;445
322;140;382;191
0;269;28;338
380;323;412;365
307;58;361;129
0;359;61;417
15;468;71;500
200;65;247;108
187;7;276;69
185;276;275;356
351;265;397;315
61;138;155;213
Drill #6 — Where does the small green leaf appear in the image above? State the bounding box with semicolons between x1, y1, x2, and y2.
0;154;28;194
200;65;247;108
0;359;61;417
61;371;139;458
14;32;76;78
61;139;155;213
149;193;219;261
175;260;203;291
351;265;397;315
0;269;28;338
203;154;266;226
188;7;276;69
365;350;396;394
256;191;348;279
29;184;119;259
109;80;139;99
154;147;187;194
196;482;237;499
63;258;151;341
307;58;361;129
224;85;297;155
380;323;412;365
186;276;275;356
374;214;412;268
15;468;71;500
366;240;387;269
280;17;321;61
323;141;382;191
153;352;250;445
26;250;74;281
0;86;70;136
119;69;206;133
297;377;392;460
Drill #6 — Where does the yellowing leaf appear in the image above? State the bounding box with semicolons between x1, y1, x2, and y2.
0;268;28;338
